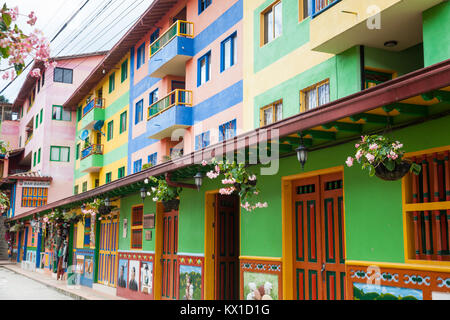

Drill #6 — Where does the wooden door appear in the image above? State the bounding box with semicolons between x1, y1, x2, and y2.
98;218;119;287
214;194;239;300
293;172;345;300
161;209;178;300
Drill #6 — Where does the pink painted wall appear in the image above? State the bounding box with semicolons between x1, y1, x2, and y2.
14;54;104;216
130;0;242;166
0;120;20;150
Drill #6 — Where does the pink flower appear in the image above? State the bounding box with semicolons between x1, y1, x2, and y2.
355;144;360;148
206;170;219;179
201;160;207;166
27;11;37;26
365;153;375;163
248;175;257;181
30;68;40;78
389;151;398;160
355;150;363;161
369;143;378;151
345;157;354;167
215;165;220;173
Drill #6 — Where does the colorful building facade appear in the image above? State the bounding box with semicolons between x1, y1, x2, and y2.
4;0;450;301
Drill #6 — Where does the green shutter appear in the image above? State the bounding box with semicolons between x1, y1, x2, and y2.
40;109;43;124
33;152;36;166
120;111;127;133
109;72;115;93
38;148;41;164
76;144;80;160
107;121;114;141
121;60;128;82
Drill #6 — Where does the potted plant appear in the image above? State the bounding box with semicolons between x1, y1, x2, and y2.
0;191;10;214
146;176;182;211
346;135;421;181
203;159;268;212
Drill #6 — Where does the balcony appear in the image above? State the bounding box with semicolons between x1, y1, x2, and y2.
147;89;193;140
80;144;103;173
80;98;105;130
148;20;194;78
309;0;444;54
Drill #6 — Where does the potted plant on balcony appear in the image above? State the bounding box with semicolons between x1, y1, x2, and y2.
345;135;421;181
146;176;182;211
0;190;10;214
203;159;268;212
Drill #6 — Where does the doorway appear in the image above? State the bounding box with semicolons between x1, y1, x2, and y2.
214;194;240;300
290;171;346;300
98;218;119;287
161;207;179;300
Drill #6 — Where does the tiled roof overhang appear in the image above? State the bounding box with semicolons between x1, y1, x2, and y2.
62;0;178;110
7;58;450;222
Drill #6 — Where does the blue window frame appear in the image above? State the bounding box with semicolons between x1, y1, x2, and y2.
198;0;212;14
195;131;210;151
136;43;145;69
149;89;159;105
150;28;160;44
133;159;142;173
135;99;143;124
197;51;211;87
148;152;158;166
219;119;236;142
221;32;237;72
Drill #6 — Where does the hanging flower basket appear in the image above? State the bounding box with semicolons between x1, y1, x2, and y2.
162;199;180;211
98;204;111;216
346;135;421;181
375;160;412;181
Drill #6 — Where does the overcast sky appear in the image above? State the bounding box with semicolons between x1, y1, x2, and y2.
0;0;154;102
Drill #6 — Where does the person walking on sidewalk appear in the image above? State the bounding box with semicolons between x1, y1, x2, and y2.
57;238;68;280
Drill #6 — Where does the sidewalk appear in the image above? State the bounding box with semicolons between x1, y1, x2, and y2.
1;262;126;300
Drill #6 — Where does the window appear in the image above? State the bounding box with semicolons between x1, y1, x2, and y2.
21;187;48;207
365;68;394;89
199;0;212;14
105;172;112;183
35;114;39;129
37;148;41;164
262;1;282;45
221;32;237;72
109;72;115;93
76;143;80;160
198;51;211;86
403;148;450;263
150;29;160;44
219;119;236;142
135;99;143;124
53;67;73;84
148;153;157;166
299;0;310;21
107;120;114;141
33;152;36;167
84;217;91;247
52;105;71;121
50;146;70;162
41;70;45;87
149;89;158;105
77;106;82;121
95;179;99;188
195;131;210;150
82;181;87;192
260;100;283;126
118;167;125;179
74;185;79;195
136;43;145;69
300;80;330;112
121;60;128;83
133;159;142;173
39;109;43;124
119;111;127;134
131;206;143;249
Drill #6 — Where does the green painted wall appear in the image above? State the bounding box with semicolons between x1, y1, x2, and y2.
364;45;424;76
253;46;361;128
253;0;310;73
423;1;450;67
118;193;156;251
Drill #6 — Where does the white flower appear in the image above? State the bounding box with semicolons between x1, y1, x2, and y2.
144;178;149;184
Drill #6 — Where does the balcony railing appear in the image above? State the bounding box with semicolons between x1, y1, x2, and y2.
82;98;105;118
25;133;33;146
147;89;193;120
81;144;103;160
149;20;194;58
312;0;341;18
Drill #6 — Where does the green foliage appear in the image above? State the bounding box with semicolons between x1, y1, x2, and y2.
179;270;202;300
0;190;10;213
146;176;182;202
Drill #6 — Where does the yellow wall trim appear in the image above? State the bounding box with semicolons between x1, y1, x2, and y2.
346;260;450;273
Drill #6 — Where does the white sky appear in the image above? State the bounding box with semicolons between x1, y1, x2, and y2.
0;0;154;102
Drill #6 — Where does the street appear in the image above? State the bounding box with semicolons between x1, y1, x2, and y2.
0;267;73;300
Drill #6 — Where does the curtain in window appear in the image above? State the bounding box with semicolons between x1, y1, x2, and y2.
264;107;273;125
275;102;283;121
52;107;61;120
305;88;317;110
50;147;59;161
274;2;282;38
318;82;330;106
60;147;69;162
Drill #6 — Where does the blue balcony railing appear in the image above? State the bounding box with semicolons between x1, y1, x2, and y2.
312;0;341;18
81;144;103;160
82;98;104;118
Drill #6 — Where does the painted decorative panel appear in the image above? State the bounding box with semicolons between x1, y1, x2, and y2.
240;259;282;300
346;263;450;300
116;251;154;300
178;255;204;300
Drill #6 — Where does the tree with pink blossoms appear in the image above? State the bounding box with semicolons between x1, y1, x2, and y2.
0;3;53;81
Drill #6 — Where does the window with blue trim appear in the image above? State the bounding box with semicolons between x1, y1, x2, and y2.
195;131;210;150
135;99;143;124
219;119;236;142
133;159;142;173
198;0;212;14
149;89;159;105
221;32;237;72
197;51;211;86
136;43;146;69
150;28;160;44
148;152;157;166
